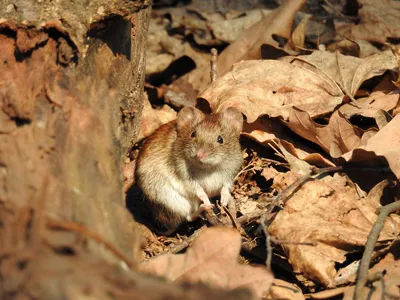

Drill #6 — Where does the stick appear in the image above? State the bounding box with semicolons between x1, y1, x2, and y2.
164;226;206;255
353;201;400;300
260;214;272;270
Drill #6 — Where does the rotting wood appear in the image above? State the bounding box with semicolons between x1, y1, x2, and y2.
0;0;151;263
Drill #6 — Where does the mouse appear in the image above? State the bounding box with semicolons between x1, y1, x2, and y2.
135;106;243;235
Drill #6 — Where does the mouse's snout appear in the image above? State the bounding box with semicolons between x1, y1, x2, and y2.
196;148;208;160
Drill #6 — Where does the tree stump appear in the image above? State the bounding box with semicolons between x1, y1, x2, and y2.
0;0;152;297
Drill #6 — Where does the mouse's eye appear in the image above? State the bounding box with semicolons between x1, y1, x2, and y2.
191;131;197;138
217;136;223;144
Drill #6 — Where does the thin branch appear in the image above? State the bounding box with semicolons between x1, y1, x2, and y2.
353;201;400;300
270;238;317;246
260;214;272;270
204;208;223;226
164;226;206;255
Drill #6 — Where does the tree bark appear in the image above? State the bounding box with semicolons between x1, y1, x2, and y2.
0;0;151;260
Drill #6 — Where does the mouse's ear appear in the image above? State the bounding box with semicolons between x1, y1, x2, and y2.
177;106;204;131
221;107;243;133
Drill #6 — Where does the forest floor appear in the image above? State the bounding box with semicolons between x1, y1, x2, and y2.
124;1;400;299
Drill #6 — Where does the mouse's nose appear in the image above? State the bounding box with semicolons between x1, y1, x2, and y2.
196;149;208;159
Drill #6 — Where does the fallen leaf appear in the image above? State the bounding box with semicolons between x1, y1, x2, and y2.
339;91;399;118
330;39;360;58
200;60;344;121
242;117;335;167
138;93;177;140
333;260;360;286
277;141;312;176
290;14;311;50
285;108;367;157
344;0;400;44
341;114;400;179
268;176;400;287
343;243;400;300
145;13;209;76
266;279;304;300
214;0;306;77
390;45;400;88
209;9;273;44
309;286;350;299
140;227;273;297
288;50;397;98
175;0;306;95
374;109;392;130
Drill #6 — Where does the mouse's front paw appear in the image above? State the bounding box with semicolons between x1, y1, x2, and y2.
199;203;214;211
220;186;232;206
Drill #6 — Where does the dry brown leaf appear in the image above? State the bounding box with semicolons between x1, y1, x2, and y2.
290;14;311;50
261;167;280;182
390;44;400;88
266;279;304;300
177;0;306;95
146;20;209;76
309;286;350;299
285;108;367;158
268;175;400;287
200;60;344;122
331;39;360;58
341;114;400;179
209;9;272;44
375;109;392;130
343;0;400;44
140;227;273;297
279;140;336;168
214;0;306;77
242;118;335;168
339;91;399;118
138;94;177;140
333;260;360;286
288;50;397;98
277;142;311;175
343;244;400;300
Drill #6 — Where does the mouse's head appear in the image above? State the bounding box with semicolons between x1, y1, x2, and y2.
175;106;243;168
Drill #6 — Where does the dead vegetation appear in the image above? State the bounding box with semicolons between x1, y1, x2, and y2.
1;0;400;299
129;1;400;299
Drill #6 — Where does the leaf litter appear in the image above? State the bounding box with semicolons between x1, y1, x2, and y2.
131;1;400;299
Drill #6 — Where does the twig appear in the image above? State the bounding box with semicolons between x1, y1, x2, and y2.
222;205;238;229
221;204;248;237
46;217;135;269
269;140;287;162
260;214;272;270
353;201;400;300
210;48;218;83
164;226;206;255
204;208;223;226
270;238;317;246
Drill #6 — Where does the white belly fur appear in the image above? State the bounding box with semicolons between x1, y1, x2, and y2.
197;169;232;198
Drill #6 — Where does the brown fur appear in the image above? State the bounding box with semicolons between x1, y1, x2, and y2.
135;107;243;235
